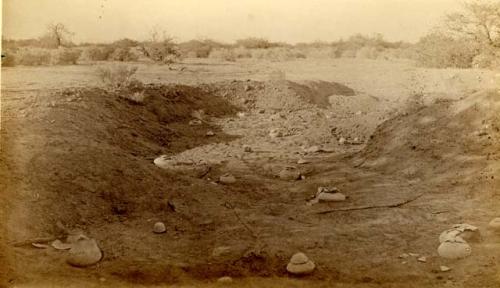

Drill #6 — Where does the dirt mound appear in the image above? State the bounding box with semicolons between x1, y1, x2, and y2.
357;89;500;182
205;79;355;111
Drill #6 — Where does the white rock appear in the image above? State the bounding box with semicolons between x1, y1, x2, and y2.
217;276;233;284
439;229;462;243
206;131;215;136
237;112;246;118
51;239;73;250
287;261;315;275
189;119;202;126
269;129;283;138
417;256;427;263
408;253;419;257
317;187;339;194
338;137;346;144
290;252;309;264
153;155;175;169
67;238;102;267
304;146;320;153
212;246;232;258
297;158;310;164
32;243;49;249
440;265;452;272
488;218;500;232
317;192;346;202
439;224;480;243
399;253;409;259
219;174;236;184
437;239;471;259
153;222;166;234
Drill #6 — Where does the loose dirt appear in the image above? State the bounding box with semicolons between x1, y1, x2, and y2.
1;68;499;287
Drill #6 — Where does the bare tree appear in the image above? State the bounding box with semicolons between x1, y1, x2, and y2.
444;1;500;47
45;23;74;47
139;26;179;64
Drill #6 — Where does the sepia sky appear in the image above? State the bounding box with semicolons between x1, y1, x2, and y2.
3;0;463;44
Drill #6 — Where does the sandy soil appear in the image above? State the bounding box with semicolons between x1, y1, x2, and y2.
1;59;499;287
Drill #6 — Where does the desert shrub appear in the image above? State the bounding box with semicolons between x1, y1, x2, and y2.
415;33;479;68
250;47;306;61
233;47;252;58
79;46;115;61
301;47;340;59
236;37;277;49
108;47;139;62
15;48;51;66
177;39;227;58
139;39;179;64
50;48;81;65
341;49;357;58
471;50;500;69
96;65;146;104
356;46;380;59
96;65;139;89
208;48;237;62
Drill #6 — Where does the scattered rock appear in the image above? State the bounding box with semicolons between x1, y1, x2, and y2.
269;129;283;138
237;112;246;118
212;246;232;258
297;158;310;164
317;187;339;194
437;238;471;259
206;131;215;136
67;238;102;267
243;145;252;152
32;243;49;249
488;218;500;232
304;146;320;153
338;137;346;145
189;119;202;126
244;85;252;91
258;109;266;114
417;256;427;263
355;110;363;116
191;109;205;120
286;252;315;275
439;224;480;243
317;192;346;202
217;276;233;284
440;266;452;272
399;253;409;259
278;167;301;181
153;222;166;234
51;239;73;250
219;174;236;184
408;253;419;257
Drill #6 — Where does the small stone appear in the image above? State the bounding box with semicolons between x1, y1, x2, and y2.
297;158;310;164
438;239;471;259
153;222;166;234
399;253;409;259
408;253;419;257
440;266;451;272
244;85;252;91
488;218;500;232
290;252;309;264
206;131;215;136
212;246;232;258
51;239;73;250
217;276;233;284
317;187;339;194
269;129;283;138
317;192;346;202
32;243;49;249
304;146;320;153
243;145;252;152
287;260;315;275
338;137;346;145
417;256;427;263
237;112;246;118
219;174;236;184
258;109;265;114
66;238;102;267
355;110;363;116
189;119;202;126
